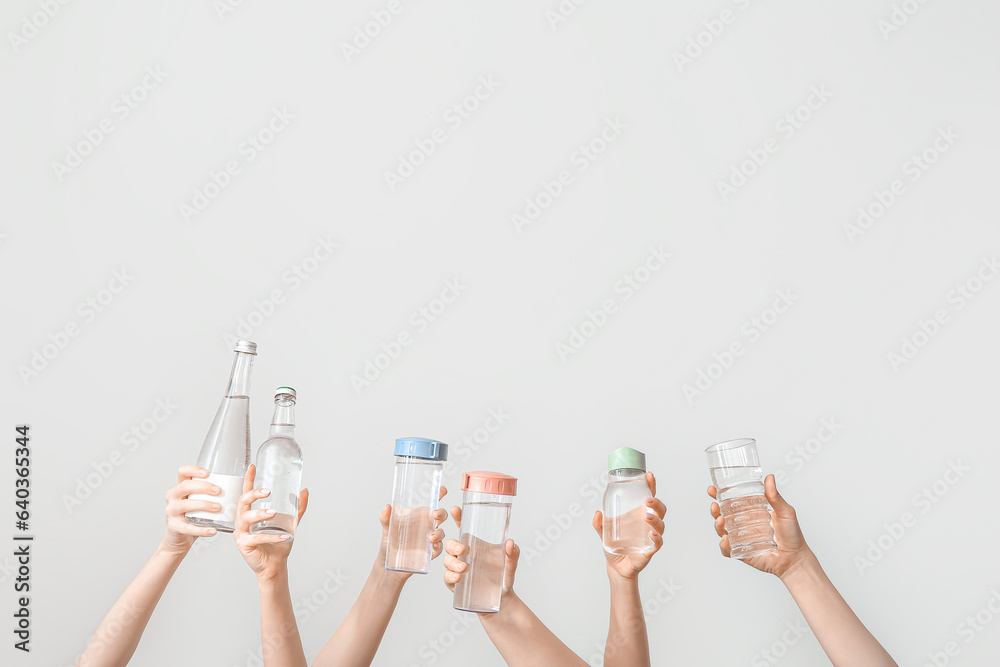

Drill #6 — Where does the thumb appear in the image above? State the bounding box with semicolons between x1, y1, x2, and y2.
592;510;604;538
503;539;519;586
764;475;794;517
379;504;391;530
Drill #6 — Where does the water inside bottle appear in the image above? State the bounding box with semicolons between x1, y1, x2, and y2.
453;530;506;613
604;505;653;555
710;465;776;558
385;506;435;573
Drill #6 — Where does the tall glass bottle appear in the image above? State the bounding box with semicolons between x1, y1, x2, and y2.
250;387;303;541
185;340;256;533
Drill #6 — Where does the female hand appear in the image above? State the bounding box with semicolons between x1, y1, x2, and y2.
161;465;221;555
442;506;520;606
378;486;449;582
234;464;309;583
592;471;666;582
708;474;811;580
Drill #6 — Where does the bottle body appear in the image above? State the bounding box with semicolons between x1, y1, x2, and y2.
251;388;302;541
250;436;302;539
706;438;777;559
185;343;255;533
453;490;512;613
602;468;654;555
385;457;443;574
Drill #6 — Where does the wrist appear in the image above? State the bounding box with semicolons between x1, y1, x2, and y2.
606;565;640;589
258;567;289;588
156;539;191;560
370;558;409;593
778;547;820;588
479;590;522;628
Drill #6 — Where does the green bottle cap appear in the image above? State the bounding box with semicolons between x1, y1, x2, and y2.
608;446;646;472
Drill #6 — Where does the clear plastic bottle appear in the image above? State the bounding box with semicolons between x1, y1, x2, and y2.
385;437;448;574
251;387;303;541
185;340;256;533
705;438;777;559
453;471;517;614
602;447;654;555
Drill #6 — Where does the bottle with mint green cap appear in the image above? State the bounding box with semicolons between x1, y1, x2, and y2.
602;446;654;555
250;387;303;541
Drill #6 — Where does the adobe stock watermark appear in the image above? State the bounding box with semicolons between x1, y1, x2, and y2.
7;0;72;54
672;0;758;73
75;601;141;667
886;254;998;372
340;0;414;63
61;398;179;514
223;234;340;346
350;278;467;394
179;107;295;223
51;65;168;182
214;0;248;21
920;588;1000;667
555;245;670;361
511;117;627;233
877;0;937;40
17;269;135;385
545;0;592;31
682;288;798;404
853;459;970;575
750;619;812;666
772;417;844;487
441;408;511;478
716;85;833;202
233;567;351;667
843;125;959;243
520;469;605;566
384;75;500;192
586;579;682;666
408;611;480;666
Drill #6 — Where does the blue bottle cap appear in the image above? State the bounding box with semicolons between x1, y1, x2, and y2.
394;437;449;461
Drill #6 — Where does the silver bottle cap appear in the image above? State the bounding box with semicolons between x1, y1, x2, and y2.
234;340;258;355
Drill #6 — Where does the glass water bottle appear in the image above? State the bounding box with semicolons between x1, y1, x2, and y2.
453;471;517;614
250;387;303;541
602;447;654;555
185;340;256;533
385;437;448;574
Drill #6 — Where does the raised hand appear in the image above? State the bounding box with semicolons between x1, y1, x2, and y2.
162;465;221;554
592;471;666;581
234;464;309;582
708;473;810;580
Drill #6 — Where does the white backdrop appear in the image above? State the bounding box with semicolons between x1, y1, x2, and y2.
2;1;999;665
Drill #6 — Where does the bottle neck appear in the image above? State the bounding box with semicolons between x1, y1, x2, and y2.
609;467;645;479
269;401;295;438
226;351;254;397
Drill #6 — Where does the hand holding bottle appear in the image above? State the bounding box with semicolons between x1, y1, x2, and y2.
235;464;309;582
441;506;520;605
378;485;449;581
708;474;810;580
162;465;223;555
592;471;665;582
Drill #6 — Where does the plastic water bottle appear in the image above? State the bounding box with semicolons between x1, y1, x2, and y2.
186;341;256;533
453;471;517;614
705;438;777;559
250;387;303;541
385;437;448;574
602;447;654;555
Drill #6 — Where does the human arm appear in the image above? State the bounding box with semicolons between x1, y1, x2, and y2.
709;474;897;667
76;465;220;667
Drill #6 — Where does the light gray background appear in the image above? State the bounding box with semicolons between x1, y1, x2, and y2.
2;1;999;665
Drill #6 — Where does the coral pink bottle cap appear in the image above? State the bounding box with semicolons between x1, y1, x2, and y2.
462;471;517;496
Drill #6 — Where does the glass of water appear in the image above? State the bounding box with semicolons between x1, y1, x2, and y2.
705;438;777;559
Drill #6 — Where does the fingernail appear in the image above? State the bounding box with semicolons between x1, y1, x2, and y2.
280;534;290;541
651;532;660;537
260;488;270;495
212;503;221;511
212;486;221;493
208;528;217;535
645;497;653;503
266;509;276;515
